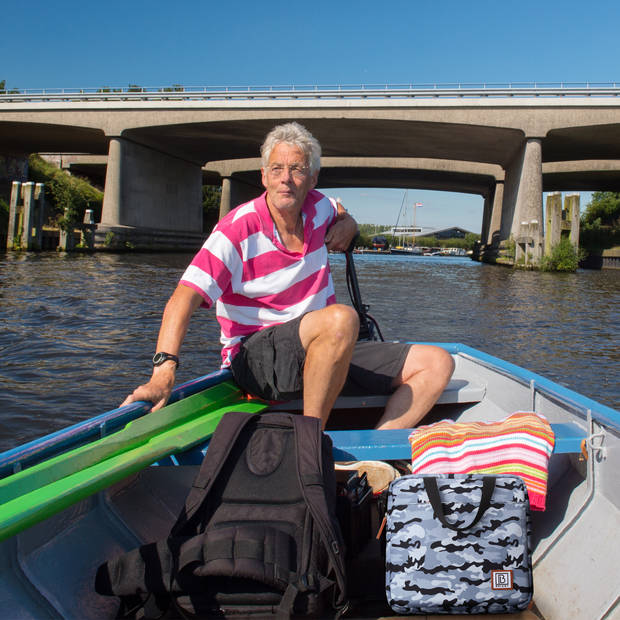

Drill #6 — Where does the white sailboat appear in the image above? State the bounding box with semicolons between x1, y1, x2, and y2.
390;192;423;255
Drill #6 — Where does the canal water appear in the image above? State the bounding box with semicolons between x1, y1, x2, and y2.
0;251;618;452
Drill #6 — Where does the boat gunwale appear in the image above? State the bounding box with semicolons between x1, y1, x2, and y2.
425;343;620;429
1;343;617;479
0;369;233;478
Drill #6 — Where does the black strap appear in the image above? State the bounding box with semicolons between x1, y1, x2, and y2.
170;410;258;537
276;583;299;620
423;476;495;532
292;415;347;612
177;525;297;590
344;240;384;342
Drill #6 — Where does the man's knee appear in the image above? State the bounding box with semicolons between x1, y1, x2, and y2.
323;305;359;349
324;304;359;337
431;346;455;382
301;304;359;348
400;344;454;386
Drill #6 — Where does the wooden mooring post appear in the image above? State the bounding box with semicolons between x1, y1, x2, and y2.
6;181;46;250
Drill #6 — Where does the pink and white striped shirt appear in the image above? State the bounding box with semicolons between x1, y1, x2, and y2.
180;189;338;367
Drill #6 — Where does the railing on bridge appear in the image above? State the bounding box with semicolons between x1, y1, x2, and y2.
2;82;620;103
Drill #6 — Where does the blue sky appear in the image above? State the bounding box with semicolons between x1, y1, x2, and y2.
3;0;617;229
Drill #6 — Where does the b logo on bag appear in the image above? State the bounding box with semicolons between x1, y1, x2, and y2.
491;570;513;590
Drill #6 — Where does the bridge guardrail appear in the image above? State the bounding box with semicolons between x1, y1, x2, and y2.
1;82;620;103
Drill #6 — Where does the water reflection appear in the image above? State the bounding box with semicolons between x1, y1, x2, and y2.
0;251;618;451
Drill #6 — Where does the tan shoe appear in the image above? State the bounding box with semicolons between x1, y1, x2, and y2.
335;460;400;493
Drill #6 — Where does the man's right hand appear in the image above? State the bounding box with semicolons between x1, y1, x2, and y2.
120;363;176;412
121;284;202;413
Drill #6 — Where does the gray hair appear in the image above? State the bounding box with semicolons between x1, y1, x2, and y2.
260;122;321;174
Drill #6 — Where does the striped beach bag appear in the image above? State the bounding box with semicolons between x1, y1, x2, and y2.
408;412;555;510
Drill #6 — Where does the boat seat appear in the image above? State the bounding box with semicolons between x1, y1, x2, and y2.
270;378;486;411
326;422;587;461
159;422;586;467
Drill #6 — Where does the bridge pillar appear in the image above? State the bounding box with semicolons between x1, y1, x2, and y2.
219;175;264;220
99;138;204;249
219;177;232;219
502;137;543;260
480;180;504;259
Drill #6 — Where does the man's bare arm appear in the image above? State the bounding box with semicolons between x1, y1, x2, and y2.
325;202;359;251
121;284;204;411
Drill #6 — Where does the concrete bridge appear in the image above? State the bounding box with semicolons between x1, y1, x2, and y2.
2;84;620;254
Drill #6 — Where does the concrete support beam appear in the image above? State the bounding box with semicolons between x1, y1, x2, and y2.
100;137;203;241
6;181;45;250
566;193;580;247
31;183;45;249
480;193;492;242
6;181;21;249
219;175;264;219
502;138;544;262
219;177;232;219
544;192;581;257
515;219;542;265
19;182;34;249
480;180;504;250
544;192;563;256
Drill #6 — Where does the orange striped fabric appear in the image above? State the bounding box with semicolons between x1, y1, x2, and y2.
408;412;555;510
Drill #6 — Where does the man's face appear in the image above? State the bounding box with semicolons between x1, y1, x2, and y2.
261;143;318;214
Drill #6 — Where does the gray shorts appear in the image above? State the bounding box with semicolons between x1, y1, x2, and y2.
230;314;411;402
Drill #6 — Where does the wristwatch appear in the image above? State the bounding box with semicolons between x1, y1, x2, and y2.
152;352;179;368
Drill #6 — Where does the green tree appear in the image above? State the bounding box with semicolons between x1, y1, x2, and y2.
357;223;391;236
582;192;620;227
464;232;480;250
0;196;9;235
28;154;104;229
202;185;222;233
580;192;620;255
540;237;583;272
354;232;373;248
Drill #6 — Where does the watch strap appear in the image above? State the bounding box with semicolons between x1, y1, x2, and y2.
153;352;180;368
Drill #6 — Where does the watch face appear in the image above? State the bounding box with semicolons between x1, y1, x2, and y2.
153;352;169;365
153;352;178;367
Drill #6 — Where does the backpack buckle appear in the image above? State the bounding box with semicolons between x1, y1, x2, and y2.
298;574;318;592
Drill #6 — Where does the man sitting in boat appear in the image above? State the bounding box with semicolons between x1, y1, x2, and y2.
122;122;454;429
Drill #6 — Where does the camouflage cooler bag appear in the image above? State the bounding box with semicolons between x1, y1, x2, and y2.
385;474;533;615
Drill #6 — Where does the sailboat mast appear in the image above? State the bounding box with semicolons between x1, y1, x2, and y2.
412;201;422;249
394;190;407;248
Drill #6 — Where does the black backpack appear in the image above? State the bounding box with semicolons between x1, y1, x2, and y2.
95;411;348;619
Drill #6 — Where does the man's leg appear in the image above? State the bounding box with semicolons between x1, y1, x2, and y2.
375;345;454;429
299;304;359;428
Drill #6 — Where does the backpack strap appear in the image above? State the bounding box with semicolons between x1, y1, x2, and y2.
95;538;176;597
170;410;259;537
176;525;297;590
291;415;348;613
177;523;321;620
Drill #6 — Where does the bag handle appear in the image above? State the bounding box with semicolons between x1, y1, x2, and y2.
423;476;495;532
